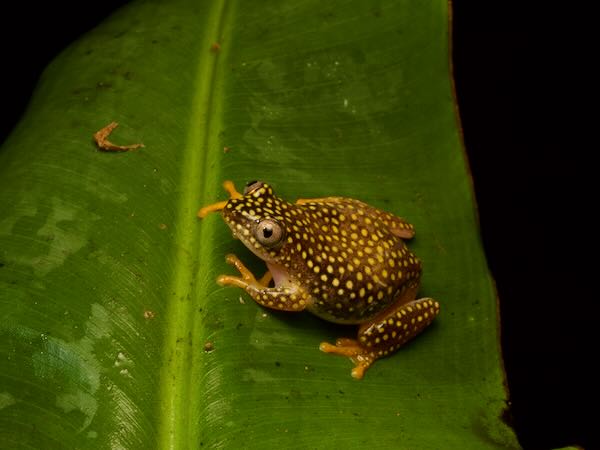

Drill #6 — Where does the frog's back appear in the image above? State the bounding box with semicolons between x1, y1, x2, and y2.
289;198;421;324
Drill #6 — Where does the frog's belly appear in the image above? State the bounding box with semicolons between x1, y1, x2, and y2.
306;293;397;325
268;261;395;324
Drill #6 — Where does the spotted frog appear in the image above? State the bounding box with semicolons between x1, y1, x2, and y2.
198;180;440;378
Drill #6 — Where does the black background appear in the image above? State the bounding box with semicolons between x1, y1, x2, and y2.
0;2;594;449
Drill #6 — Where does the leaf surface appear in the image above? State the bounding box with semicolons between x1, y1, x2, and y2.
0;0;519;448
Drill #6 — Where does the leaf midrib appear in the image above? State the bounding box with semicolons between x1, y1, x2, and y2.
157;2;231;448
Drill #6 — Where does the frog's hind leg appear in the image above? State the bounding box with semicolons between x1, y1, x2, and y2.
320;297;440;379
197;180;243;218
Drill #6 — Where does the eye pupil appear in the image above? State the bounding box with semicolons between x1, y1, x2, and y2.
262;226;273;238
255;219;284;248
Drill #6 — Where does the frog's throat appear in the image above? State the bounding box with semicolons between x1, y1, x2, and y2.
237;238;292;287
266;261;291;287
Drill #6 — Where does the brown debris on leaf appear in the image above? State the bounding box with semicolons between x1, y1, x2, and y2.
94;121;144;152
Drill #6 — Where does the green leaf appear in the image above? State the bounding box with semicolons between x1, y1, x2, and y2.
0;0;519;448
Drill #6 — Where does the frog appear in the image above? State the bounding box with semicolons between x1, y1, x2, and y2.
198;180;440;379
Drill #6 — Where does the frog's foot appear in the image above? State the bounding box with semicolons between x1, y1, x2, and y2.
93;121;144;152
321;298;440;379
197;180;243;218
217;254;272;289
218;254;311;312
319;338;374;379
217;254;259;289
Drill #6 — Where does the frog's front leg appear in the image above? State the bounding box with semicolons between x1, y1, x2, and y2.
197;180;243;218
320;297;440;379
218;254;312;312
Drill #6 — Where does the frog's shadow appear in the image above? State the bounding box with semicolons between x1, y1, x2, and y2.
261;306;355;341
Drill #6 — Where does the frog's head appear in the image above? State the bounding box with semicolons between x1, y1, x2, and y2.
222;181;292;264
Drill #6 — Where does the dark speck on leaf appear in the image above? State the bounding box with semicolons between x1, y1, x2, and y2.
275;361;281;367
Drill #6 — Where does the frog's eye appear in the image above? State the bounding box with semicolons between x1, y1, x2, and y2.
254;219;284;248
244;180;264;195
